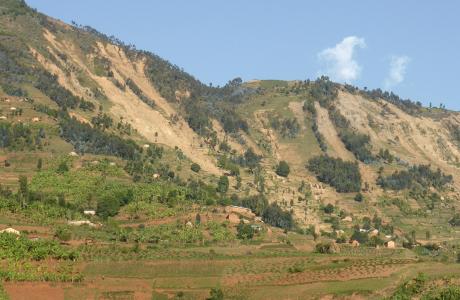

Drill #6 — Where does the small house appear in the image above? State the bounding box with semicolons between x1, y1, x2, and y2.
68;220;96;227
0;116;6;120
370;229;379;236
32;117;40;122
386;240;396;249
350;240;360;247
83;210;96;216
69;151;78;157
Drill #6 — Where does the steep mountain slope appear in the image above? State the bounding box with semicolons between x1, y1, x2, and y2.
3;2;460;298
2;0;460;232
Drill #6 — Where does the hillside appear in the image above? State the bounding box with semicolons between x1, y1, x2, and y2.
1;1;460;299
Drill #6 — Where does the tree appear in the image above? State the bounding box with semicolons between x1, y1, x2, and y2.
323;203;334;214
195;213;201;225
18;175;28;198
207;288;224;300
354;192;363;202
57;160;69;174
236;175;242;190
217;175;229;194
276;160;290;177
36;158;42;171
237;222;254;240
262;203;294;230
449;214;460;226
190;163;201;173
97;197;121;219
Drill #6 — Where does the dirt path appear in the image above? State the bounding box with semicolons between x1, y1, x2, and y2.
314;102;354;161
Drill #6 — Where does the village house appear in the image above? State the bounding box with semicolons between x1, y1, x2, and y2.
83;210;96;216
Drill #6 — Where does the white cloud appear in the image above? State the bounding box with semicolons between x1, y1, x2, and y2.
318;36;366;82
384;55;410;89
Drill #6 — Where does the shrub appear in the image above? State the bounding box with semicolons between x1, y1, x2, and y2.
354;192;363;202
323;203;334;214
276;161;290;177
97;197;121;219
315;242;338;254
217;176;229;194
190;163;201;173
237;222;254;240
54;226;72;242
207;288;224;300
449;213;460;226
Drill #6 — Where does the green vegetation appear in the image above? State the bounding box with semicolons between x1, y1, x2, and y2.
60;115;141;160
377;164;453;191
262;203;294;230
307;155;361;192
269;114;300;138
191;162;201;173
275;160;290;177
0;122;46;151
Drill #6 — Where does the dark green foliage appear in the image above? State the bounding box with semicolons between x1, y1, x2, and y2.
237;222;254;240
59;115;141;160
339;130;373;162
96;196;121;219
54;226;72;242
308;76;338;109
377;165;452;191
190;163;201;173
275;160;290;177
238;194;269;216
207;288;224;300
217;176;229;194
33;103;59;118
125;78;155;108
307;155;361;192
262;203;294;230
350;229;369;244
323;203;334;214
378;148;394;163
354;192;363;202
315;242;337;254
217;155;240;176
270;115;300;138
0;122;45;151
183;98;211;135
449;213;460;226
57;160;69;174
36;158;42;171
239;148;262;170
345;84;423;116
34;70;94;111
387;273;427;299
91;112;113;130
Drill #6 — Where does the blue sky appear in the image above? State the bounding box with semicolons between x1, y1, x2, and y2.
27;0;460;110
